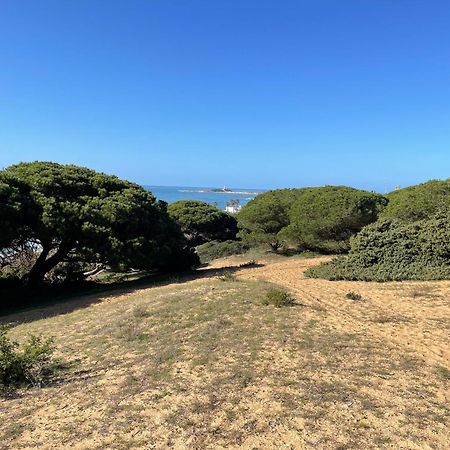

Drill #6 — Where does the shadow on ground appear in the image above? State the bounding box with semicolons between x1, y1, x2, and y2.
0;262;264;326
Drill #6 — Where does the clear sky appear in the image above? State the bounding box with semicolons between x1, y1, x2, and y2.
0;0;449;192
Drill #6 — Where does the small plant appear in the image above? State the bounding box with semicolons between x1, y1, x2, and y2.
373;314;396;324
133;304;151;318
435;365;450;381
0;326;57;395
262;288;296;308
219;272;238;282
345;291;363;301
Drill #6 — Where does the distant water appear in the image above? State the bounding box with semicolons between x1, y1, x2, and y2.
144;185;264;210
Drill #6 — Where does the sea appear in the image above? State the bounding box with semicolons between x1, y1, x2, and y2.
144;185;264;210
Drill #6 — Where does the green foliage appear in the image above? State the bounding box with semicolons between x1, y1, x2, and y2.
0;326;56;394
0;162;198;285
237;189;306;250
435;365;450;381
238;186;387;253
281;186;387;253
168;200;238;246
0;173;35;249
196;240;248;263
306;210;450;281
382;179;450;222
262;288;296;308
219;271;238;282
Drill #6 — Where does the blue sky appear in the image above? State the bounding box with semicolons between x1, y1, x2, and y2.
0;0;449;192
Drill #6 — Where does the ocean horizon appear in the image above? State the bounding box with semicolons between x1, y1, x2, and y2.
144;185;265;210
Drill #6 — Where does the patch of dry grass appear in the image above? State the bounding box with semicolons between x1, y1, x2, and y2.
1;256;449;449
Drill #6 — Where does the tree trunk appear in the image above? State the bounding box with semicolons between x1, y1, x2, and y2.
270;241;280;251
83;264;104;277
28;243;71;286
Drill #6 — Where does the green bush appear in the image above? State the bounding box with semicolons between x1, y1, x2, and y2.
262;288;296;308
0;326;57;394
382;179;450;222
306;209;450;282
0;162;198;287
281;186;387;253
238;186;387;253
219;271;238;282
196;240;248;263
237;189;302;250
168;200;238;246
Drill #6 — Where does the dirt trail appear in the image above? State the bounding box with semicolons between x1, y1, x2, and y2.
216;257;450;368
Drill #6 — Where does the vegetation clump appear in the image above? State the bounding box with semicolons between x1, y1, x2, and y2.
281;186;387;253
262;288;296;307
345;291;363;301
219;271;238;282
0;326;57;394
0;162;198;287
435;365;450;381
237;189;301;250
168;200;238;246
196;240;248;263
382;179;450;222
306;210;450;282
238;186;387;253
167;200;237;247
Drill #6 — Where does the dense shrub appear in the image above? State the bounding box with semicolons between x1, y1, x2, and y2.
0;173;35;249
168;200;238;246
196;240;248;263
306;210;450;281
237;189;302;250
262;288;296;308
382;179;450;222
281;186;387;253
0;162;198;286
238;186;387;253
0;326;57;394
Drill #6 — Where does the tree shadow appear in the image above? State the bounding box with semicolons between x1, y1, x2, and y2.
0;261;264;326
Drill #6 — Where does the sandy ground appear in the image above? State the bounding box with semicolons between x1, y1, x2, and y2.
1;255;449;450
222;256;450;368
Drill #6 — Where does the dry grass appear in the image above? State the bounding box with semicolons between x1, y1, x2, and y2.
1;254;449;449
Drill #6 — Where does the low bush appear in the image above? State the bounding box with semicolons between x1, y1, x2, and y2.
0;326;57;394
219;272;238;282
237;189;300;250
262;288;296;308
281;186;388;254
435;365;450;381
306;210;450;282
196;240;248;263
345;291;363;301
238;186;387;253
382;179;450;222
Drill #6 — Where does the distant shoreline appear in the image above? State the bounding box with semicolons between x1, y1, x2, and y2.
178;189;261;195
143;186;262;209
